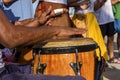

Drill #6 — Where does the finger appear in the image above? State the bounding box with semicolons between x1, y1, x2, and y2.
73;28;87;34
45;6;52;16
41;6;52;20
63;8;69;13
40;6;52;18
45;21;52;26
45;15;51;20
14;21;22;26
37;11;42;17
47;23;52;26
45;18;55;25
58;28;87;37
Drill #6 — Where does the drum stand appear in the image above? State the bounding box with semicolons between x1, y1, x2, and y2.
69;49;82;76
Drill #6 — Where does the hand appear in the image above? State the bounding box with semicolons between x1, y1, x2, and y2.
36;7;51;25
53;27;87;39
79;2;90;10
45;8;68;26
37;6;68;25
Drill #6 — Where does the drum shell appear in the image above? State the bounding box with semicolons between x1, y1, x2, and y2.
34;50;97;80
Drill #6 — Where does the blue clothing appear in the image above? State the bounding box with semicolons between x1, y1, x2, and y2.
0;0;36;70
33;0;39;15
114;19;120;33
0;0;3;7
1;0;34;22
0;0;1;4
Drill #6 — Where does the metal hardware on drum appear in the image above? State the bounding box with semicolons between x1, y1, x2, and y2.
70;62;82;76
37;50;47;74
70;49;82;76
31;51;35;72
33;50;47;74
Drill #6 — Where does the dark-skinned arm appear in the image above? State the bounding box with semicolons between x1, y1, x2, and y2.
67;0;80;7
14;6;54;27
94;0;107;11
111;0;120;5
0;8;87;48
32;0;36;3
15;6;68;27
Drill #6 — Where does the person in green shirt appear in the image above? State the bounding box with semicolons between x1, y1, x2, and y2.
111;0;120;63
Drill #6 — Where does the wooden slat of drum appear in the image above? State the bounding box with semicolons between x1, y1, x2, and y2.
79;51;97;80
17;49;33;64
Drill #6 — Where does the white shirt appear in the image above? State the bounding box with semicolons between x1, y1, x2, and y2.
0;50;4;69
40;0;67;4
94;0;114;25
0;1;5;69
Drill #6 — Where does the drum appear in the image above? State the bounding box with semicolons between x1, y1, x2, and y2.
33;38;99;80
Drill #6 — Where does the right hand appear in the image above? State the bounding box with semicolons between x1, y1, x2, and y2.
53;27;87;39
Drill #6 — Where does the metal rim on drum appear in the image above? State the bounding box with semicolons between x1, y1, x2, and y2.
33;43;98;54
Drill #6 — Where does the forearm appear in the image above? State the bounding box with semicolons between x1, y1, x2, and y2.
111;0;120;5
14;18;41;27
32;0;36;3
0;9;58;48
15;6;68;27
94;0;107;11
67;0;80;7
1;25;58;48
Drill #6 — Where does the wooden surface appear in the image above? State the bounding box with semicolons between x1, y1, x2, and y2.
37;50;97;80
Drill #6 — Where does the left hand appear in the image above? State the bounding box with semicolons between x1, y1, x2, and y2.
37;6;68;25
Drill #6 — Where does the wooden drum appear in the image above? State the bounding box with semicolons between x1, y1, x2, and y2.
33;38;98;80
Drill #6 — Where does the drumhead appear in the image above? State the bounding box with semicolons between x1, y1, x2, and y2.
33;38;98;54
